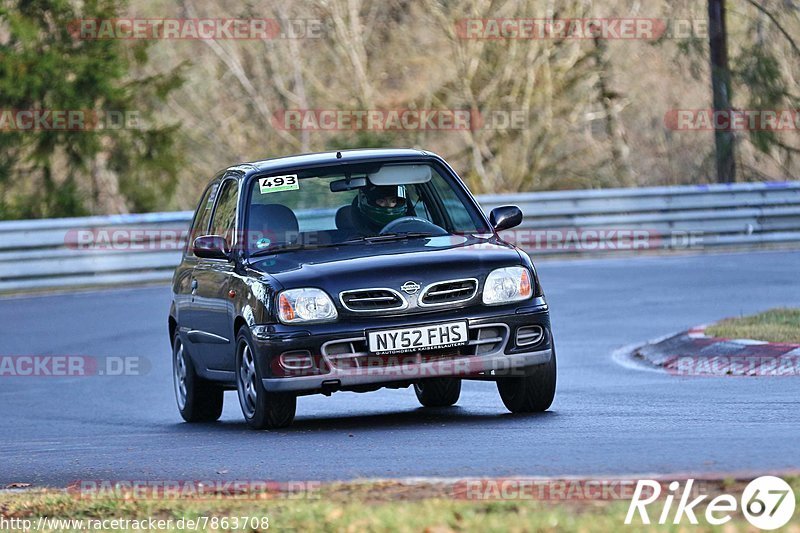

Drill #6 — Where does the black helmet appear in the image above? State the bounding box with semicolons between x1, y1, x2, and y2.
357;184;406;228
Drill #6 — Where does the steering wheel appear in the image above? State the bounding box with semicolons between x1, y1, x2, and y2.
379;216;448;236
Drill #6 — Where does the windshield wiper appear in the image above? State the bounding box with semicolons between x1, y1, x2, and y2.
248;242;340;258
342;232;436;244
248;232;436;258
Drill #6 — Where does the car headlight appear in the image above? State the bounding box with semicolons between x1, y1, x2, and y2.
277;288;338;324
482;266;533;305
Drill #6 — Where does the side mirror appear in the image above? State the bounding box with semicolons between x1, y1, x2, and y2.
489;206;523;232
193;235;230;260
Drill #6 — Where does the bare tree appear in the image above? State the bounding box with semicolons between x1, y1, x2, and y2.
708;0;737;182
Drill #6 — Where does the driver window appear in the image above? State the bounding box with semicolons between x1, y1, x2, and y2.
428;177;482;232
407;185;434;223
186;182;219;256
210;180;239;248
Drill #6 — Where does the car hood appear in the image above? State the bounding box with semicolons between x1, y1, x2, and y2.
249;234;524;298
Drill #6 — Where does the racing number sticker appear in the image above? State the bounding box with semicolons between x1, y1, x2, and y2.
259;174;299;194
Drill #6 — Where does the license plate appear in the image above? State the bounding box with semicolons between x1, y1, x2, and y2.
367;321;469;355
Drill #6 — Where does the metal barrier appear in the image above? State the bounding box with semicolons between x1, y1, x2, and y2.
1;181;799;294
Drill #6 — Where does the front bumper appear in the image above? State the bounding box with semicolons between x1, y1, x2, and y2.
252;297;552;393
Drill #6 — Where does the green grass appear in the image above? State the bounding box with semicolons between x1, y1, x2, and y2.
1;478;799;532
706;308;800;344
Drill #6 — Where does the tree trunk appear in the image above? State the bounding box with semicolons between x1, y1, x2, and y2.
708;0;737;183
594;36;634;187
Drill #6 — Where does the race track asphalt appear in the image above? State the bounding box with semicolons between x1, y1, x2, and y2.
1;250;798;486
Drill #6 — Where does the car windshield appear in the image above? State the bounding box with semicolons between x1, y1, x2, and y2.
243;162;489;255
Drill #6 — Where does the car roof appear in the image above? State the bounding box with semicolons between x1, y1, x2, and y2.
221;148;441;178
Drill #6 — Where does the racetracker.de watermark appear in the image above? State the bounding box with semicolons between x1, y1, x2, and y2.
64;228;190;251
68;480;321;500
497;228;704;252
452;478;714;501
456;18;711;40
665;109;800;131
271;109;528;131
0;109;143;131
67;18;325;40
665;355;800;377
63;228;357;251
61;228;705;253
266;352;537;379
0;356;148;377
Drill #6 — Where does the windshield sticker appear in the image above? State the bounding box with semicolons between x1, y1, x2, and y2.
259;175;299;194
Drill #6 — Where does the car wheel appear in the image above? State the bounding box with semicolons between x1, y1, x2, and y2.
414;378;461;407
496;348;557;413
173;332;223;422
235;327;296;429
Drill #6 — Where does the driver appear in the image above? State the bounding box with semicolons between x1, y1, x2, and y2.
355;184;407;232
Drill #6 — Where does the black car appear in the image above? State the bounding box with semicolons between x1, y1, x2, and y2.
169;148;556;429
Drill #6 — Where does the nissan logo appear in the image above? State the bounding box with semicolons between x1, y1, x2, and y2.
401;281;421;295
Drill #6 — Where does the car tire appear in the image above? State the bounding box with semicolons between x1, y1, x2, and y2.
496;348;557;413
235;327;296;430
414;378;461;407
173;332;224;423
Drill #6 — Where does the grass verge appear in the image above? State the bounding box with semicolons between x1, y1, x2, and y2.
1;478;798;532
705;307;800;344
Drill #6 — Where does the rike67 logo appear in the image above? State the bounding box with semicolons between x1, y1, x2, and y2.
625;476;795;530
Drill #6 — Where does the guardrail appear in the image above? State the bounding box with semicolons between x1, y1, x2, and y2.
1;181;799;294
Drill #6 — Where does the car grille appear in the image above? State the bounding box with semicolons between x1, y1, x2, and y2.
470;324;508;355
516;325;545;347
321;338;372;370
420;279;478;306
340;288;406;312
